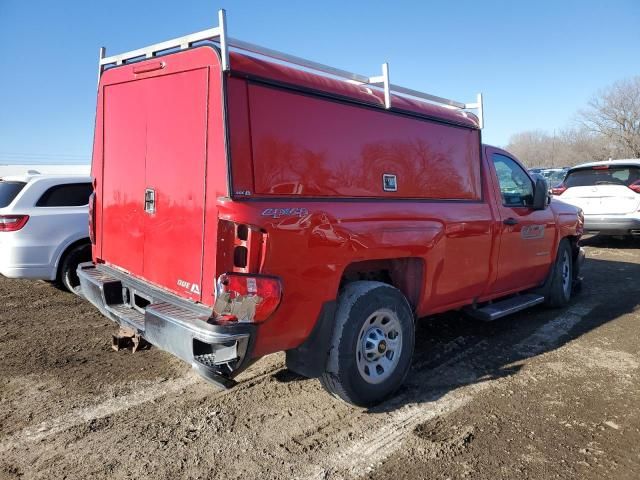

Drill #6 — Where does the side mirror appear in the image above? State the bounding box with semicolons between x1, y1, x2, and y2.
532;176;550;210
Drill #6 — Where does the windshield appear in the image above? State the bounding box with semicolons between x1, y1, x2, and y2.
565;166;640;188
0;181;27;208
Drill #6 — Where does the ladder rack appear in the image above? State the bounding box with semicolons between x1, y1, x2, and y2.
98;9;484;128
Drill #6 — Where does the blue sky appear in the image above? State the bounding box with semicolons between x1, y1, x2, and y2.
0;0;638;164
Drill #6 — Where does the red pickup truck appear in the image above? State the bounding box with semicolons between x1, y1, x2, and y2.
79;11;584;406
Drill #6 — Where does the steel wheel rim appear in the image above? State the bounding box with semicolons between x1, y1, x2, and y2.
356;308;403;385
561;250;571;297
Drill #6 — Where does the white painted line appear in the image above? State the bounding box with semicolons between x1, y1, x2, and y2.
515;300;599;357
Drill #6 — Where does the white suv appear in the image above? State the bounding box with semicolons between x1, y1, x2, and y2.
551;160;640;236
0;173;93;293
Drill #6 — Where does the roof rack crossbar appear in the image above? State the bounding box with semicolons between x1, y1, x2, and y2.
97;9;484;128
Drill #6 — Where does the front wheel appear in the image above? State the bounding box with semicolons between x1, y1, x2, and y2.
545;239;573;308
321;281;415;407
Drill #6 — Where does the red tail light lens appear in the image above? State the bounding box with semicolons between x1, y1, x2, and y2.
629;181;640;194
214;273;282;323
550;183;567;196
0;215;29;232
88;191;96;244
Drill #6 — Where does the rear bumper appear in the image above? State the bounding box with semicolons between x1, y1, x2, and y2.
583;215;640;234
77;263;255;388
0;264;56;280
0;239;57;280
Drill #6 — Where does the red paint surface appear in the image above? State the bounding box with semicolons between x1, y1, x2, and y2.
96;48;226;301
92;46;582;360
246;83;481;199
485;146;557;293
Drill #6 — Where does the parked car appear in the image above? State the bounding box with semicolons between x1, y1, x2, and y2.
541;168;569;188
529;168;569;188
0;173;93;293
551;160;640;236
79;11;585;406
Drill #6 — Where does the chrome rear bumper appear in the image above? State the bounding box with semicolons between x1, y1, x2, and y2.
78;263;255;388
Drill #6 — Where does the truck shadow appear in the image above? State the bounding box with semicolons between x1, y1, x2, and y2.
366;255;640;413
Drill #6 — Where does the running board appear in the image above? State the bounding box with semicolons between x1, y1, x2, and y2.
465;294;545;322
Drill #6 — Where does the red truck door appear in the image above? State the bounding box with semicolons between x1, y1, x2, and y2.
102;81;147;276
486;147;556;294
101;68;208;301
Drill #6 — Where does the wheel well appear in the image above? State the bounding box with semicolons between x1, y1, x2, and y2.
56;238;91;279
339;258;424;310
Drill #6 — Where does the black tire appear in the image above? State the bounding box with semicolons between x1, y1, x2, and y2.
58;242;92;294
320;281;415;407
545;239;573;308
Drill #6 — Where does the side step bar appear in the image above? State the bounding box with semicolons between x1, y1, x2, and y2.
465;294;545;322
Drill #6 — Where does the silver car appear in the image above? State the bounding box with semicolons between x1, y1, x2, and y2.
0;173;93;292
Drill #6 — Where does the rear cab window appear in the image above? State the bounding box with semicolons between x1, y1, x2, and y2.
565;165;640;188
36;183;93;207
0;181;27;208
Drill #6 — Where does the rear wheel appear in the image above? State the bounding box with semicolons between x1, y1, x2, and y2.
58;242;92;294
545;239;573;308
320;281;415;407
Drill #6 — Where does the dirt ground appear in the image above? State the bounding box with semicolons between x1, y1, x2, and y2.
1;235;639;480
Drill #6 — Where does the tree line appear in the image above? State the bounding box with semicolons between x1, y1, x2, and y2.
506;76;640;168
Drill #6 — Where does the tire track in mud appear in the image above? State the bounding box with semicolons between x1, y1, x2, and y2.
0;295;602;478
298;300;600;479
0;357;287;454
283;333;489;457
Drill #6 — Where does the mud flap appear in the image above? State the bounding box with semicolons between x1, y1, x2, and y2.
285;301;337;378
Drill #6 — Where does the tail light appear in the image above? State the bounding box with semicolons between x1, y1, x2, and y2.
0;215;29;232
88;191;96;244
550;183;567;196
214;273;282;323
628;181;640;194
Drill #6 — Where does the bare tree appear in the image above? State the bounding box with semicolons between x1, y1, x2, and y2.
506;127;612;168
506;130;555;168
554;127;610;165
578;76;640;158
506;76;640;168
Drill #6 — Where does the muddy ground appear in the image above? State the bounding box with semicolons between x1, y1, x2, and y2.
0;235;639;479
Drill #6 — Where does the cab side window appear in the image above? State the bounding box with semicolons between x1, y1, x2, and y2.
492;154;534;207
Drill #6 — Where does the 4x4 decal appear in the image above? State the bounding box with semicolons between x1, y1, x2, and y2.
261;207;309;219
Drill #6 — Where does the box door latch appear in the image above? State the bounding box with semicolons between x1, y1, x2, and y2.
144;188;156;214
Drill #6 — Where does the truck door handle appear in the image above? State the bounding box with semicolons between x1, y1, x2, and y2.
503;217;518;226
